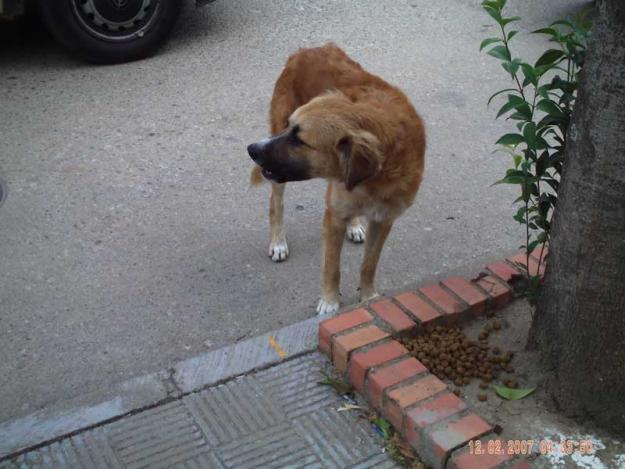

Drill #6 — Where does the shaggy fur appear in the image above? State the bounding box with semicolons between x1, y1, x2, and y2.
247;43;426;314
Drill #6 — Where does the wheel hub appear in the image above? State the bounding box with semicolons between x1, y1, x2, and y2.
73;0;158;41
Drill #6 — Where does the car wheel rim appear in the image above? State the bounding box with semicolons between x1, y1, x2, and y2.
72;0;160;42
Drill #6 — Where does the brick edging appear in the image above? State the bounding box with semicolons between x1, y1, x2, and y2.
318;248;547;469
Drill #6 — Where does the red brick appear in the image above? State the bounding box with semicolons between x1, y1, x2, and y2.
394;292;442;325
319;308;373;355
419;284;465;318
486;261;523;284
448;448;511;469
367;357;427;409
405;392;466;439
349;341;408;392
370;299;416;333
474;276;512;309
384;375;447;430
425;413;492;468
507;253;544;277
333;325;389;373
441;277;489;315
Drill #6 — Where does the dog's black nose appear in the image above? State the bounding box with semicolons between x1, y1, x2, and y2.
247;142;263;163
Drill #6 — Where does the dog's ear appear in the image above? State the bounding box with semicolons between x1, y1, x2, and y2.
338;131;382;191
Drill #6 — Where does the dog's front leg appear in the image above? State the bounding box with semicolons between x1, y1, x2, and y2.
268;182;288;262
359;219;393;301
317;209;347;315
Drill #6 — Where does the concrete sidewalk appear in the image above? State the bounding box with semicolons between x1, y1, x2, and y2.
0;352;398;469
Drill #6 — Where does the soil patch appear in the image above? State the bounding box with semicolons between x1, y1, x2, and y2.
401;301;625;468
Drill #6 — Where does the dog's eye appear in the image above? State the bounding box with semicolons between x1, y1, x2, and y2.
290;126;307;147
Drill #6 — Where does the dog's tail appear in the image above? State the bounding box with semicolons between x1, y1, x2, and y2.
250;165;266;187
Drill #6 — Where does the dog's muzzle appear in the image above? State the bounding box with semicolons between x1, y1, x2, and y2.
247;135;311;183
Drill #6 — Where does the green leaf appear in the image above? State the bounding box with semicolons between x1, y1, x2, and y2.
371;417;392;439
507;30;519;41
487;45;511;61
483;5;502;23
513;205;527;223
487;88;518;107
523;122;537;149
551;19;575;30
496;95;532;120
535;49;565;68
495;169;526;185
480;37;502;51
536;84;550;99
501;16;521;27
496;100;518;119
520;63;538;86
532;27;559;39
496;133;524;146
501;59;521;78
536;99;563;116
494;384;536;400
513;154;523;168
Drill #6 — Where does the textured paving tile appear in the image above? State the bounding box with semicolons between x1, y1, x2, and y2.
2;427;121;469
183;375;285;446
1;353;397;469
106;401;208;469
217;423;321;468
350;452;402;468
174;451;226;469
293;406;382;468
255;353;340;418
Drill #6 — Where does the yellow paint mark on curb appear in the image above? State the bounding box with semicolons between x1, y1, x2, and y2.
268;335;287;359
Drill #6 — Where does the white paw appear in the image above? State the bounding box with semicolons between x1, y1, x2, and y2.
360;290;380;302
268;238;289;262
316;299;340;315
346;224;366;243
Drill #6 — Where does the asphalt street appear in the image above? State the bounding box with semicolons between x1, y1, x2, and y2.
0;0;586;422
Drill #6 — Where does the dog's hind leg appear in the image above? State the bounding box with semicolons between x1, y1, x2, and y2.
268;182;288;262
346;217;366;243
359;219;393;301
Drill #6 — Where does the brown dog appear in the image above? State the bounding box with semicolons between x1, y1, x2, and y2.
247;43;425;315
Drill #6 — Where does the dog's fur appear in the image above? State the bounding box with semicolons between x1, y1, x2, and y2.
247;43;425;314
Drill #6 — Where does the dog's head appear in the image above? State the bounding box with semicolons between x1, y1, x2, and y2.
247;93;382;190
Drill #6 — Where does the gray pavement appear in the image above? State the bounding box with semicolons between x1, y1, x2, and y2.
0;0;587;424
0;352;400;469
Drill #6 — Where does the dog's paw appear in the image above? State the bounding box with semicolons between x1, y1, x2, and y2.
268;238;289;262
316;299;339;315
360;290;380;302
346;223;366;243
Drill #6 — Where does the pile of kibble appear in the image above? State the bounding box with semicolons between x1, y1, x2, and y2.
399;321;517;401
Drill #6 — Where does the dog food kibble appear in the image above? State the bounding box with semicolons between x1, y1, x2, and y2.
398;324;517;391
478;393;488;402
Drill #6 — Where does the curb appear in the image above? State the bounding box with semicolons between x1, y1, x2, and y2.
319;247;547;469
0;314;326;460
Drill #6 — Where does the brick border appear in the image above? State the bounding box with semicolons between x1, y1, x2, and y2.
319;250;547;469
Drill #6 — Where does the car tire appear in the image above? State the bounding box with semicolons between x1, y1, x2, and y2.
38;0;183;64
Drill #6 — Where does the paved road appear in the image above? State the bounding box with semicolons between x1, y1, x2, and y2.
0;0;586;422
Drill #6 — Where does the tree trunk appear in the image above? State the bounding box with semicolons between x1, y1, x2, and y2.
527;0;625;436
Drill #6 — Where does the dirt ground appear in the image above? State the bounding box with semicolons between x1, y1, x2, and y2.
452;300;625;469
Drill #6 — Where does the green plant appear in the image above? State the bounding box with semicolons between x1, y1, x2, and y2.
480;0;592;303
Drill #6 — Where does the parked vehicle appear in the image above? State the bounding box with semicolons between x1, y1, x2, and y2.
0;0;215;63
